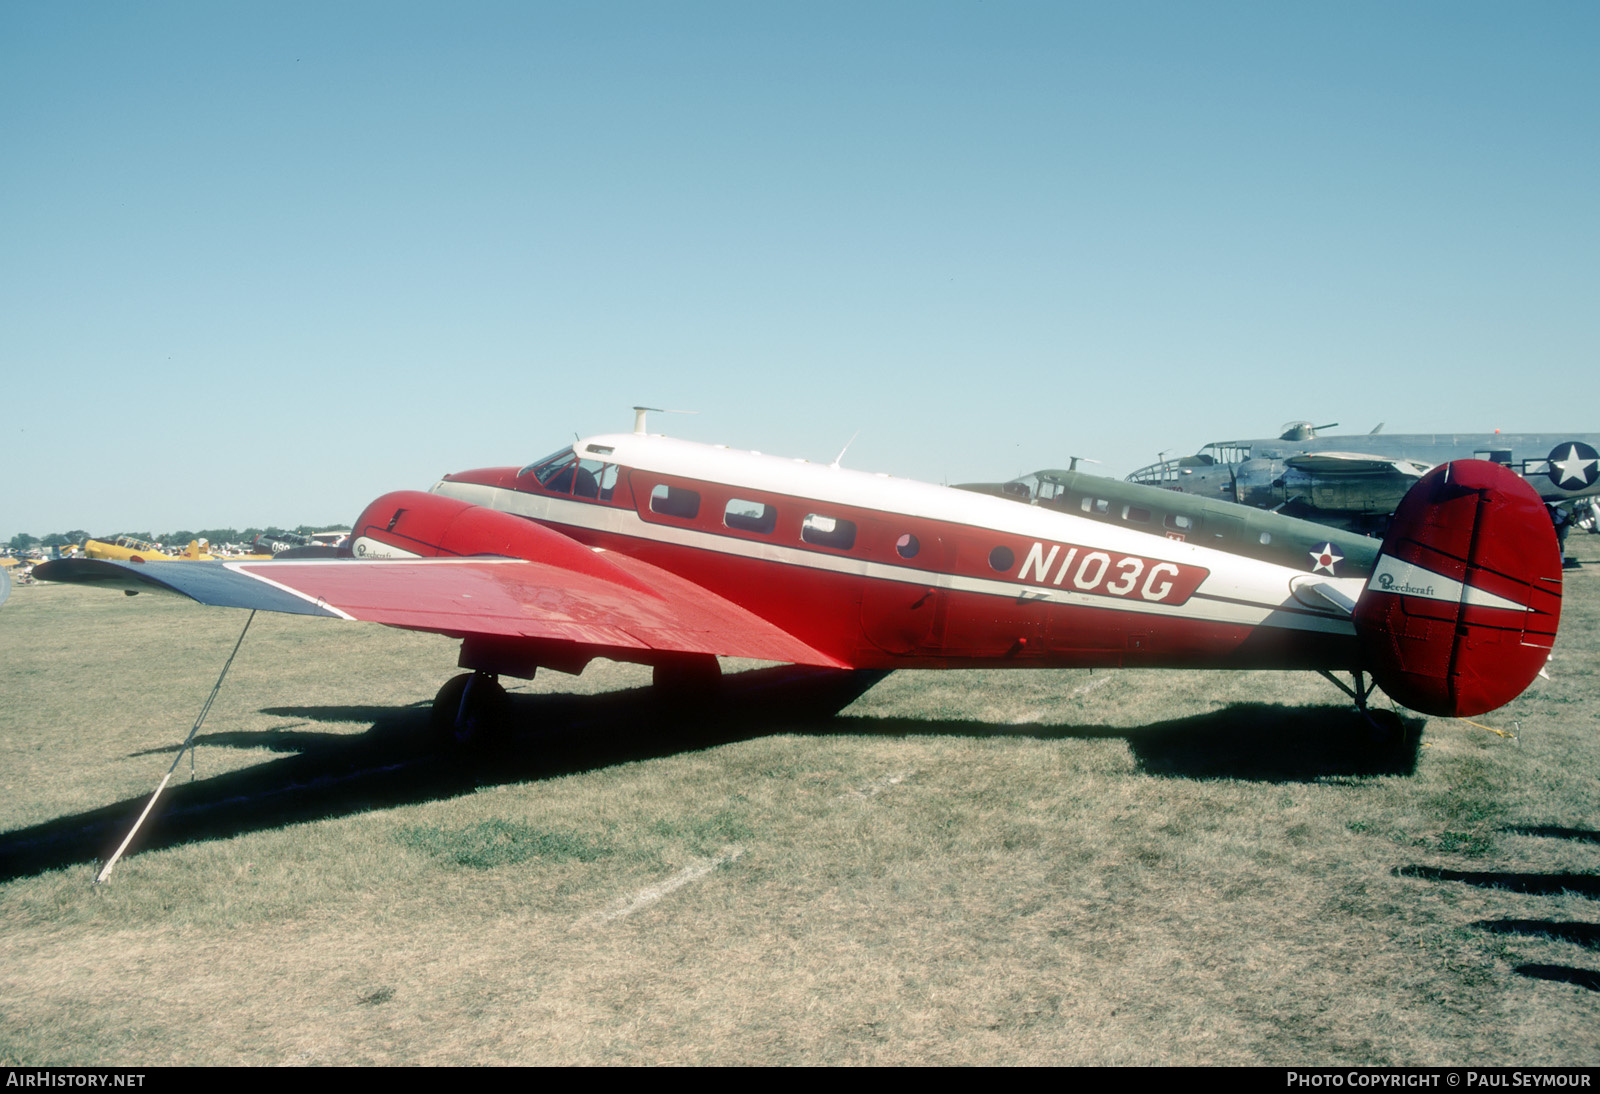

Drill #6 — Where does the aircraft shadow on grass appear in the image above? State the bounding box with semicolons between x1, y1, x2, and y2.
0;665;1419;884
1397;825;1600;994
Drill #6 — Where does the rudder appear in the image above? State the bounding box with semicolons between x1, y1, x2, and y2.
1353;460;1561;717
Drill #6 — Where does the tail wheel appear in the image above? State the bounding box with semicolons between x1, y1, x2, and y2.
431;671;509;746
1362;707;1406;746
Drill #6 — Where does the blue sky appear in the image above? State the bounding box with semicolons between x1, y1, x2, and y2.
4;1;1596;539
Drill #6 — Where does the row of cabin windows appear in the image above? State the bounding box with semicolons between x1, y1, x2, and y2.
649;484;935;559
654;481;1273;572
531;449;1229;569
524;453;884;556
530;451;1257;563
1080;495;1171;528
1077;494;1271;545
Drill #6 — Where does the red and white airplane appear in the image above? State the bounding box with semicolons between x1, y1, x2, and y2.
38;411;1563;738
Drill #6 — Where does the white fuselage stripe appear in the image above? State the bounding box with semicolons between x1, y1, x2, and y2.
434;478;1358;637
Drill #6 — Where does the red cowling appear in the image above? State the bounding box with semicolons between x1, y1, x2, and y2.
1353;460;1562;717
349;490;653;591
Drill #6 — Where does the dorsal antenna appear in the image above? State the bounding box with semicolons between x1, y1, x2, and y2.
632;406;697;435
830;430;861;469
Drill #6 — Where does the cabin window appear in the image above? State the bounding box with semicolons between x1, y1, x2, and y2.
896;533;920;559
724;498;776;534
1121;506;1151;524
1258;532;1271;545
650;484;701;519
988;545;1015;572
1164;514;1193;531
802;513;856;550
1081;497;1110;515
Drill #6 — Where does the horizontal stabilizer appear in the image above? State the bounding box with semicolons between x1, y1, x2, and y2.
1298;581;1357;617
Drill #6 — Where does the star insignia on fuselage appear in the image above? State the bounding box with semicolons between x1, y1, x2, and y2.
1547;442;1600;490
1309;542;1343;575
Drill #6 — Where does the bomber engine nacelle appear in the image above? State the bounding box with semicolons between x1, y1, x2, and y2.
348;490;647;589
1354;461;1562;717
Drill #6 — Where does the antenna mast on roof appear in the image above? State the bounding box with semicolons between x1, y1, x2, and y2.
830;430;861;469
632;406;697;435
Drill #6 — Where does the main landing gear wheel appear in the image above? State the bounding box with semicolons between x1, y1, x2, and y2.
431;671;509;746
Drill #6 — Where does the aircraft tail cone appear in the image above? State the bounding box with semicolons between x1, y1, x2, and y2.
1353;460;1562;717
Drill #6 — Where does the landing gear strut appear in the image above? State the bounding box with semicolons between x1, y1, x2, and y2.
431;670;509;745
1318;669;1403;742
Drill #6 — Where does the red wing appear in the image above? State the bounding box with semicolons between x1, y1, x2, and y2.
34;555;847;669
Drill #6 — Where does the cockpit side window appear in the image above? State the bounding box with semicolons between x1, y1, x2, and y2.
520;448;576;485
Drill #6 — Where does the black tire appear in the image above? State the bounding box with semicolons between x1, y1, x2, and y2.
651;654;722;708
431;672;509;746
1364;707;1405;746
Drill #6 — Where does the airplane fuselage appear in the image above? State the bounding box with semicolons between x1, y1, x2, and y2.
426;433;1366;676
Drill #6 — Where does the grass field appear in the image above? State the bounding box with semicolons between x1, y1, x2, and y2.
2;540;1597;1066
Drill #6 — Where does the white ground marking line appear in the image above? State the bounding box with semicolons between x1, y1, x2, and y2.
589;845;744;924
1009;674;1113;723
839;770;915;801
1070;675;1114;699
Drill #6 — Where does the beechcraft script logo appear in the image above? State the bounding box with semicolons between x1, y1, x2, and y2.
1366;555;1527;611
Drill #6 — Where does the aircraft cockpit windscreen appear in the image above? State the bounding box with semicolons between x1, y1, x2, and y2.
999;472;1072;506
1001;473;1041;501
1126;453;1216;485
517;447;619;501
1200;444;1250;465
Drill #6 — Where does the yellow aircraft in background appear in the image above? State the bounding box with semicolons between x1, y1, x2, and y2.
82;535;182;563
81;536;272;562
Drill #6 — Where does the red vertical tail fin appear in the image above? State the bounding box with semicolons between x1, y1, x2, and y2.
1353;460;1562;717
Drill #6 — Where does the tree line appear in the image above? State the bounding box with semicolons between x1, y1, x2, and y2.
7;525;348;552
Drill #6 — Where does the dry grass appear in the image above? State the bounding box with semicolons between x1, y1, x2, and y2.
1;541;1597;1065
